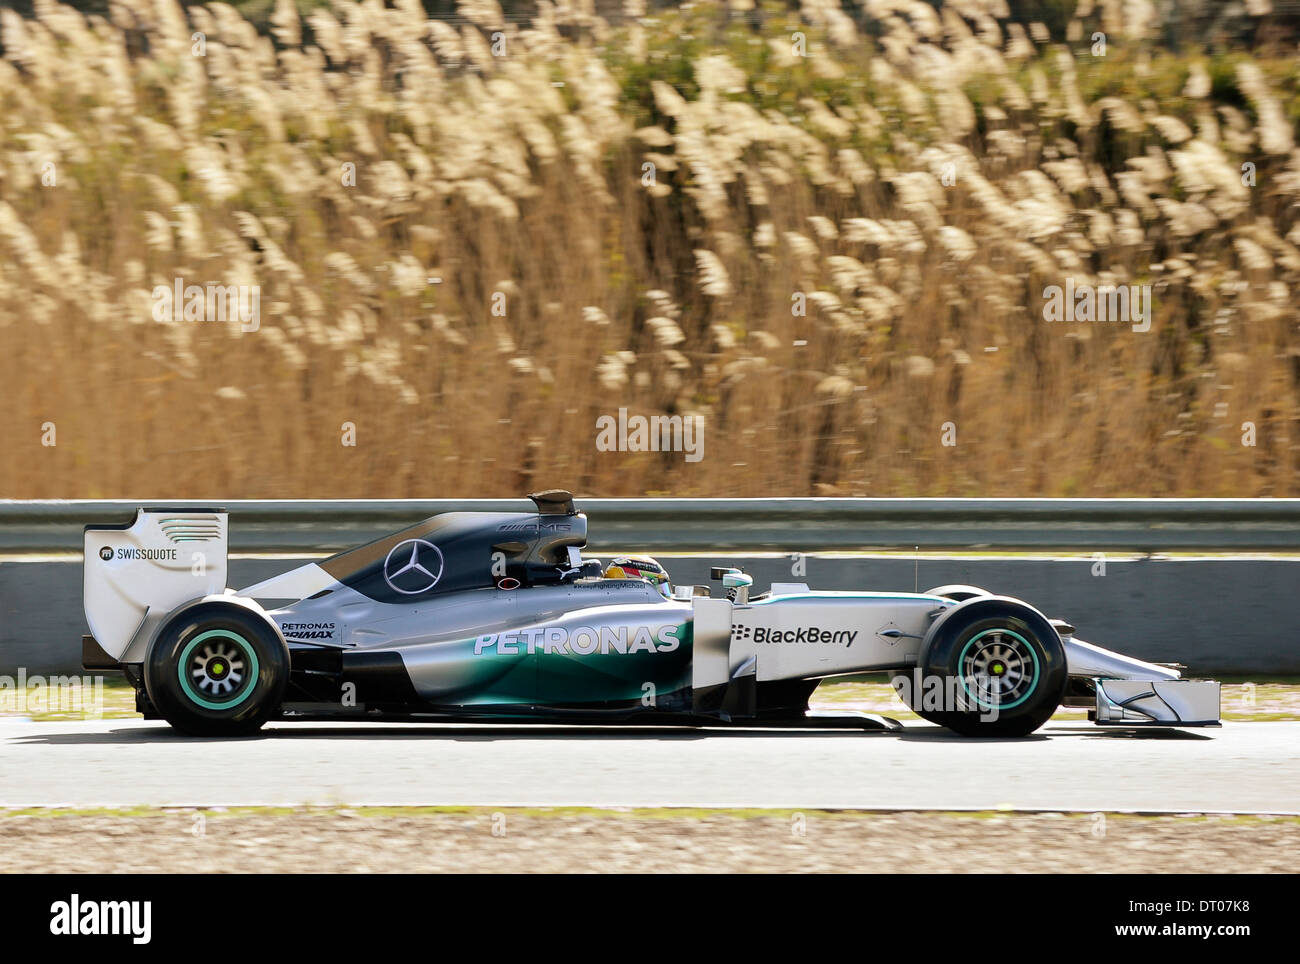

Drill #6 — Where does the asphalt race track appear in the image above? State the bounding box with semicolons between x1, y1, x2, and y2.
2;719;1296;813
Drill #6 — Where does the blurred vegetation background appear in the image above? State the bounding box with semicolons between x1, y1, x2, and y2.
2;0;1299;498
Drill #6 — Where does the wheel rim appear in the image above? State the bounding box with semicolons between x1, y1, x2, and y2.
178;630;260;710
958;628;1040;711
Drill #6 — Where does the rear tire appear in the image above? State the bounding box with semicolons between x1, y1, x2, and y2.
144;604;289;736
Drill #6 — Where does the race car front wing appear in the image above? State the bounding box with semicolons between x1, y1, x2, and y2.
1093;679;1222;726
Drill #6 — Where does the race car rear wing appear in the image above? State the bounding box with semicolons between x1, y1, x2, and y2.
83;508;228;661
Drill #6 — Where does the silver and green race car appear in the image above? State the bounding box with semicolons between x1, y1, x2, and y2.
82;490;1221;737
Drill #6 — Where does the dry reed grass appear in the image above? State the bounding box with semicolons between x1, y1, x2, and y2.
1;0;1298;498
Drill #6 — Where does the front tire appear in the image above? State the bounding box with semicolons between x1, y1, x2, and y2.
911;598;1067;737
145;603;289;736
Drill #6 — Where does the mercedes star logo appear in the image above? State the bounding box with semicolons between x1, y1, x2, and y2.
383;538;444;595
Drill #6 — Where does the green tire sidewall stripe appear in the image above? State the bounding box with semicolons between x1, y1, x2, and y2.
957;627;1040;712
178;629;260;711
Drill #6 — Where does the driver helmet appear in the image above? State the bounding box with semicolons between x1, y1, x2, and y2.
604;556;672;598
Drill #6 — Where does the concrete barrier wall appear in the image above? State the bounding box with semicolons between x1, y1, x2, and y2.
4;553;1297;675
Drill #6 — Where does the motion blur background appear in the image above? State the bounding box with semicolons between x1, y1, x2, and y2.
2;0;1299;498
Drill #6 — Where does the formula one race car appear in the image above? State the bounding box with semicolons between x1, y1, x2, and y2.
81;490;1221;737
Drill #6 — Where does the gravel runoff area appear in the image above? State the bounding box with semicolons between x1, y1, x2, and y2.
2;808;1297;873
